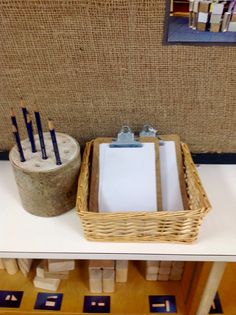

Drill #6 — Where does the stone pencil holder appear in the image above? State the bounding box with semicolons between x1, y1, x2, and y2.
9;132;81;217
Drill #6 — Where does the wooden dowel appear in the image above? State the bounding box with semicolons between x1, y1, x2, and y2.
12;125;25;162
34;108;47;159
48;119;62;165
26;113;37;153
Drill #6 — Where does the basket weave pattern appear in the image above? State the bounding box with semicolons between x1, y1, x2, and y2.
76;141;211;243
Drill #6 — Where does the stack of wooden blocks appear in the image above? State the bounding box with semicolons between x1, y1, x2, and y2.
88;260;129;293
144;261;185;281
189;0;236;32
34;259;75;291
0;258;32;277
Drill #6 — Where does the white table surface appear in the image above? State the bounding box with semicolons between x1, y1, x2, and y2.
0;161;235;261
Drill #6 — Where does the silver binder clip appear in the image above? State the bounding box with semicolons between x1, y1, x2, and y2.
139;124;158;137
110;126;143;148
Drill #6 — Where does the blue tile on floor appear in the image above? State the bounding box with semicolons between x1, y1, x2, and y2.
0;291;23;308
83;296;110;313
34;293;63;311
149;295;177;313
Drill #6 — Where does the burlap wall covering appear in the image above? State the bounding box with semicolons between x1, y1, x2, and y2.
0;0;235;152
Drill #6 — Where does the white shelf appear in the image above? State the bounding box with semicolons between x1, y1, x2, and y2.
0;162;236;261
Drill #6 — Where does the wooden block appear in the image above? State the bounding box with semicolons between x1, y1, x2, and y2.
48;259;75;272
222;12;231;31
147;266;159;274
36;260;46;278
116;260;128;268
160;261;172;268
89;269;102;293
211;3;224;15
169;273;182;281
45;271;69;280
210;14;222;24
157;274;169;281
231;13;236;23
103;269;115;293
228;22;236;32
189;0;194;11
145;261;159;279
116;260;128;282
170;268;184;276
172;261;185;268
146;273;158;281
18;259;32;271
210;23;220;32
193;0;199;13
146;261;159;267
159;267;171;275
17;259;32;277
197;22;206;31
0;259;4;269
33;275;60;291
199;1;209;13
192;12;198;29
198;12;208;23
3;259;19;275
89;260;115;270
37;260;69;279
189;11;193;27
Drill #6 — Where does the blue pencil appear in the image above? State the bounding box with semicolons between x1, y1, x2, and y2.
12;125;25;162
10;108;18;131
34;109;47;159
48;119;62;165
20;97;28;127
26;113;37;153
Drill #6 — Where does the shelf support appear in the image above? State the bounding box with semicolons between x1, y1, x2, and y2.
195;261;226;315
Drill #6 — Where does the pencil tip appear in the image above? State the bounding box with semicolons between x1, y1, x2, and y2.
33;101;39;113
12;125;17;133
48;119;54;130
10;108;15;116
20;97;25;108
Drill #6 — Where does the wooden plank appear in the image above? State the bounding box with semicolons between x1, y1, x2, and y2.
195;262;226;315
185;262;212;315
89;260;115;270
18;259;32;277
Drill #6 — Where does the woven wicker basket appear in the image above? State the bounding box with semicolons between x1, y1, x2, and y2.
76;140;211;243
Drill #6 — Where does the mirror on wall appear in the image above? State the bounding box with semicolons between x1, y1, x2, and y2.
165;0;236;44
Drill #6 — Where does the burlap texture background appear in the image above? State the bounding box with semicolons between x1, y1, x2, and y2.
0;0;235;152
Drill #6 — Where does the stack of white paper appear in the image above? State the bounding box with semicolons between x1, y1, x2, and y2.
98;141;184;213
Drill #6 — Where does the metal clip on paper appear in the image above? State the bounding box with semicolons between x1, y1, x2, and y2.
110;126;143;148
139;124;158;137
139;124;164;145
